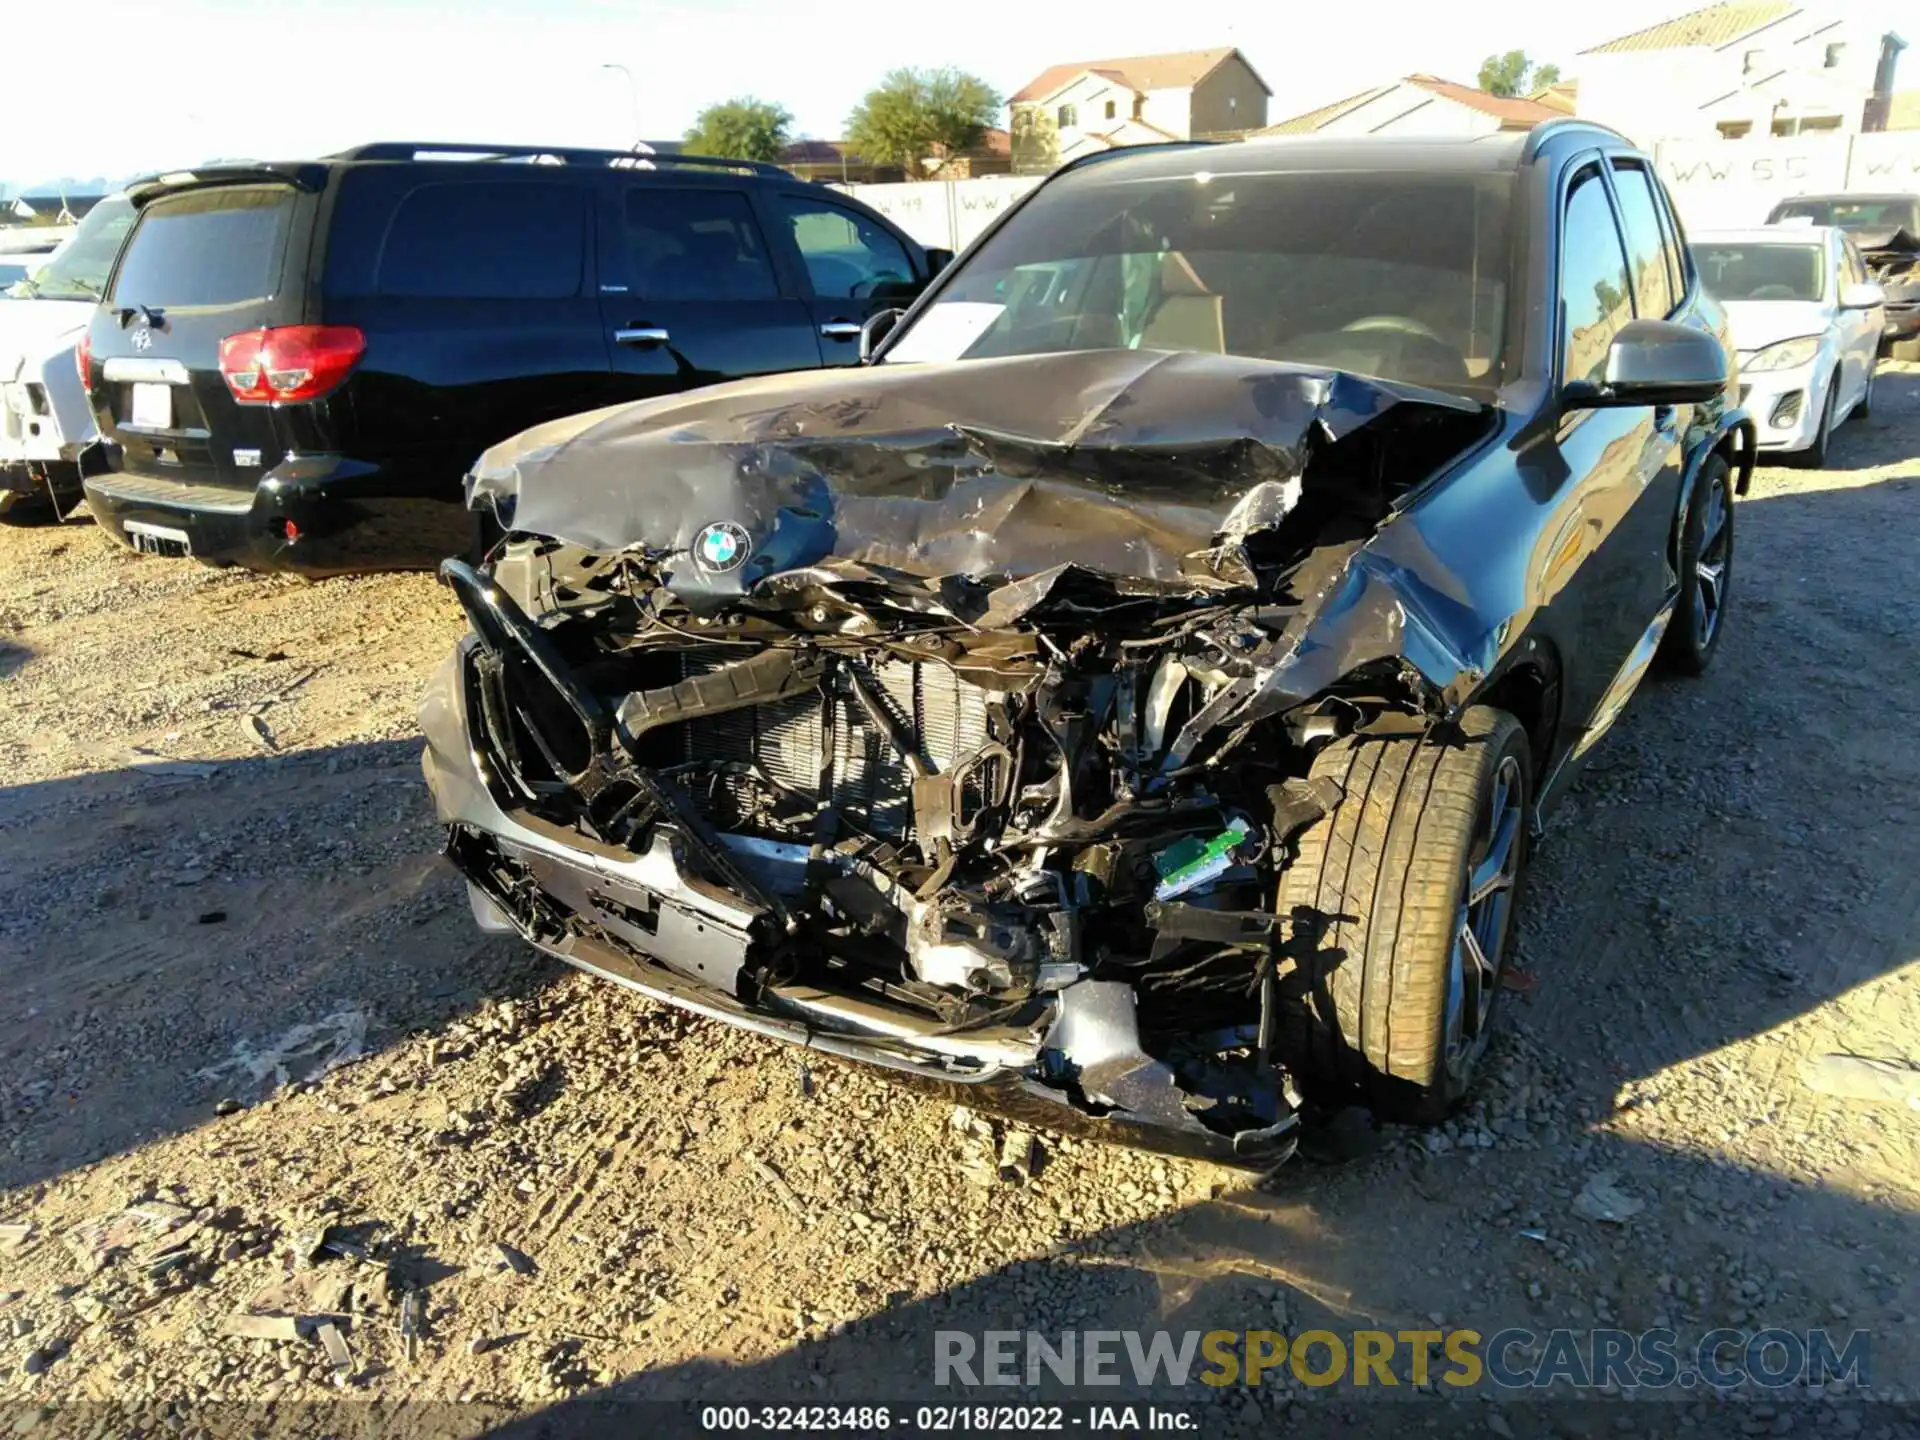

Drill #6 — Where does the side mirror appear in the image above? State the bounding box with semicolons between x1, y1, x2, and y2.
925;248;955;276
1563;318;1729;409
859;308;904;363
1839;280;1886;310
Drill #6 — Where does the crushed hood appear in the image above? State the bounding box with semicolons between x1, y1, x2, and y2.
468;349;1486;620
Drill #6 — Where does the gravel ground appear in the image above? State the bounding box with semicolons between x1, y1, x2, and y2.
1;371;1917;1437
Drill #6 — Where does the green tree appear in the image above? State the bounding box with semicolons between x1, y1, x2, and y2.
1478;50;1562;98
846;67;1001;174
684;97;794;163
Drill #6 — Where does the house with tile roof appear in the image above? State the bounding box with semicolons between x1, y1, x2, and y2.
1007;47;1270;172
1258;75;1562;138
1575;2;1906;143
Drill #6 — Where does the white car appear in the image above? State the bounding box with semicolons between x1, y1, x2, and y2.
0;198;134;517
0;226;75;292
1690;224;1885;467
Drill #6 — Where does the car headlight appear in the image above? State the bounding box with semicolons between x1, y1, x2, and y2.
1740;335;1822;372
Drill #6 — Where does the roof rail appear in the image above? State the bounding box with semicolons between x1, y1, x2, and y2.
1050;137;1220;180
331;142;792;176
1521;117;1632;160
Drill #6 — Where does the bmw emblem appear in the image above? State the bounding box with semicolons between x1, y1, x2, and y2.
693;520;752;575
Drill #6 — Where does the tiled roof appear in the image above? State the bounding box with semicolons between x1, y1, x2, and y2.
1530;80;1580;114
1404;74;1564;126
1259;84;1396;134
1581;2;1793;55
1010;47;1266;104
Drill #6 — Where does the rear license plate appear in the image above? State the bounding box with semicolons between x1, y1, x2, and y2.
124;520;191;558
130;382;172;430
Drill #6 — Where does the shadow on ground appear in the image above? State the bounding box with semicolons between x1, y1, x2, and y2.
0;738;560;1191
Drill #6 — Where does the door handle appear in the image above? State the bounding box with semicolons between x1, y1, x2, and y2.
819;322;862;341
615;327;670;346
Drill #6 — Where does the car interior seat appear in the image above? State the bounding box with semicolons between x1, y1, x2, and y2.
1138;252;1225;353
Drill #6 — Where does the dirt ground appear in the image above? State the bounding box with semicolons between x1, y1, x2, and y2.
2;371;1918;1438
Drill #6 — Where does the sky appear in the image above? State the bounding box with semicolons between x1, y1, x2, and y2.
4;0;1904;186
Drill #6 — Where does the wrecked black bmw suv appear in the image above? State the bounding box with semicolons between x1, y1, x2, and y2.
421;123;1755;1166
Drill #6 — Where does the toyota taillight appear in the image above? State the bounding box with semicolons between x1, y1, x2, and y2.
76;332;92;393
218;326;365;404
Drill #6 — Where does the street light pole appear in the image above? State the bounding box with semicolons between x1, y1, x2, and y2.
601;63;640;149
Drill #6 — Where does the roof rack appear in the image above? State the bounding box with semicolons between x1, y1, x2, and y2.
331;142;792;176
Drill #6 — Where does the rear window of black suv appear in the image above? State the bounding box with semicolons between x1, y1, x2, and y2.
109;186;295;307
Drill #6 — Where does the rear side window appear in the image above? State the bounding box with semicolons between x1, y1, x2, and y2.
378;182;583;299
109;187;294;306
1560;166;1634;385
1610;161;1677;318
620;188;778;301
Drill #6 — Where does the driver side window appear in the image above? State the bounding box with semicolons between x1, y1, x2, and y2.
778;196;914;299
1560;166;1635;386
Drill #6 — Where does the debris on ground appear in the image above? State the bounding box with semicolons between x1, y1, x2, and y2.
194;1006;369;1092
0;1222;34;1250
1798;1052;1920;1107
63;1202;197;1274
1571;1171;1646;1225
316;1321;353;1374
997;1131;1039;1184
245;1268;353;1319
220;1314;305;1342
744;1151;806;1216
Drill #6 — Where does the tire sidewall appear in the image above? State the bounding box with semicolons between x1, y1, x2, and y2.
1664;455;1734;674
1801;374;1838;467
1426;714;1534;1114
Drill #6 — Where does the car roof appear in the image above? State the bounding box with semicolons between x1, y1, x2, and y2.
1691;226;1839;245
1772;192;1918;204
1049;120;1633;185
126;145;806;206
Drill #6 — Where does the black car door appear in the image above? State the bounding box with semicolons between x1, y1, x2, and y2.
761;189;925;365
596;180;822;399
1541;158;1685;762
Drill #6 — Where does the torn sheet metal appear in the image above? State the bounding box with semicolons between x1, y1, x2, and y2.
466;348;1485;620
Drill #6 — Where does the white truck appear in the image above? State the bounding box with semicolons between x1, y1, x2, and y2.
0;196;134;517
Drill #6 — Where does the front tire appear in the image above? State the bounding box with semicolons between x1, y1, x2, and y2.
1277;707;1531;1124
1658;453;1734;676
1795;373;1839;468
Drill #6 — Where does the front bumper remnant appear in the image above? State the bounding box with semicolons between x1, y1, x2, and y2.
420;565;1299;1168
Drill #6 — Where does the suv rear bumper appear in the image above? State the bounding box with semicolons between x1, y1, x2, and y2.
83;452;472;576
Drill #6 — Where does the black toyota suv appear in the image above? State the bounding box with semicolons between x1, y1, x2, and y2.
78;143;946;576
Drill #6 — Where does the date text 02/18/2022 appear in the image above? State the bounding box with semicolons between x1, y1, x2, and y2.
699;1405;1199;1432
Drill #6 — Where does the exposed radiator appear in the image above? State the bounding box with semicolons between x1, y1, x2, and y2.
674;652;992;840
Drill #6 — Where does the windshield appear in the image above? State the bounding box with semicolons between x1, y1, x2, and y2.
883;165;1514;397
1770;197;1920;233
8;196;135;300
1692;242;1824;303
